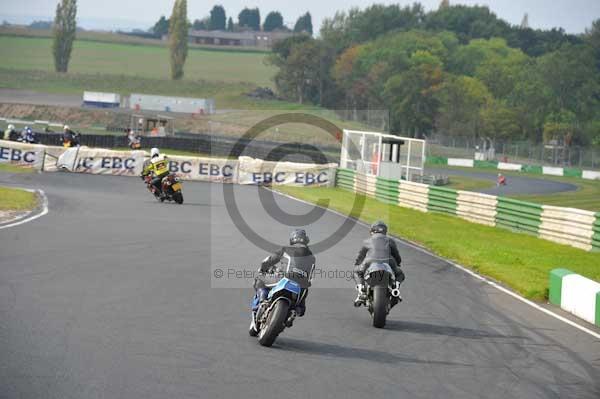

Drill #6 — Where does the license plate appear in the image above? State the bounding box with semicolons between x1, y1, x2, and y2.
171;183;182;191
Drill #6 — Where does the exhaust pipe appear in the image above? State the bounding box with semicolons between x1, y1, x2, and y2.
391;288;401;298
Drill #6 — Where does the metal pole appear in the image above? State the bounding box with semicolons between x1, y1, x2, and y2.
406;139;412;181
421;139;426;177
377;134;382;176
340;129;348;169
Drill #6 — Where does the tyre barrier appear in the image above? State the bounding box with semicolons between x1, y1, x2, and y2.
0;140;337;187
336;168;600;252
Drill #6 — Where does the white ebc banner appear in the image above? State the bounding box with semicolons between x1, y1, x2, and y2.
0;139;45;170
166;155;238;183
58;147;146;176
47;147;337;186
236;156;336;186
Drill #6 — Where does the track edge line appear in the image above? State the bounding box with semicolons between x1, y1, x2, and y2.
268;187;600;341
0;188;49;230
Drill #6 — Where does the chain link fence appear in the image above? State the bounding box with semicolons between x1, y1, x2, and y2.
427;134;600;170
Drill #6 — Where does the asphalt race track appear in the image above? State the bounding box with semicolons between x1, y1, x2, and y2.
0;171;599;399
426;167;577;196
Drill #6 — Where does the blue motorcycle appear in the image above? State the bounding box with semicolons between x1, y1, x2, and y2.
249;277;304;347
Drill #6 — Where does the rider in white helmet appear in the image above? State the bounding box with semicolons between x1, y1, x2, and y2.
62;124;80;147
4;124;17;141
141;148;170;198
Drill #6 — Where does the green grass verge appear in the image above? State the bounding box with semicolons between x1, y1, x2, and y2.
512;180;600;211
276;186;600;301
0;163;34;173
0;36;275;87
445;175;493;191
0;186;36;211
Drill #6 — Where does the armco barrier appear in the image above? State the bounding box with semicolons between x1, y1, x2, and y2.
354;172;376;197
495;197;542;236
427;186;457;215
398;180;429;213
473;160;498;169
456;191;497;226
593;213;600;251
375;177;400;205
335;168;355;191
540;206;597;251
426;156;600;181
549;269;600;327
335;168;599;252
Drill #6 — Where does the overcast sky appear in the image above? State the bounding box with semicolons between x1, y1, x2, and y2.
1;0;599;34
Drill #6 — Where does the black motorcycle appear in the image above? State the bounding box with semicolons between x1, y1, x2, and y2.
143;174;184;204
362;263;401;328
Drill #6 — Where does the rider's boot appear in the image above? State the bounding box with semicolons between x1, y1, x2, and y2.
285;309;297;327
354;284;367;307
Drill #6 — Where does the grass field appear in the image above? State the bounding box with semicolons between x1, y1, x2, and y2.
431;165;600;211
0;186;37;211
512;178;600;211
0;35;375;144
0;164;34;173
0;26;271;53
446;175;493;191
0;36;276;87
276;186;600;301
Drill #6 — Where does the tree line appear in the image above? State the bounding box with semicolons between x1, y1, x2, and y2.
152;5;313;36
269;3;600;146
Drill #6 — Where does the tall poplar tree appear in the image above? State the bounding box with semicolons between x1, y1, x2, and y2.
52;0;77;73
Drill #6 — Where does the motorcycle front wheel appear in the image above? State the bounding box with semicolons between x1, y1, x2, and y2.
173;191;184;204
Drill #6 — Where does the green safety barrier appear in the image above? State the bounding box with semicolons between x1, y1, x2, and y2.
563;167;583;178
549;268;600;327
597;292;600;326
375;176;399;205
549;268;575;306
425;154;597;181
336;168;355;191
425;156;448;165
593;213;600;252
520;164;543;174
334;167;596;252
427;186;457;215
495;197;543;235
473;160;498;169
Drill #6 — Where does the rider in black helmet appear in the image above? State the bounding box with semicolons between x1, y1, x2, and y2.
253;229;315;319
353;221;404;306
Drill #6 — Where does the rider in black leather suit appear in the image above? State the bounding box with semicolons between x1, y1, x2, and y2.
353;221;404;306
254;229;315;317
